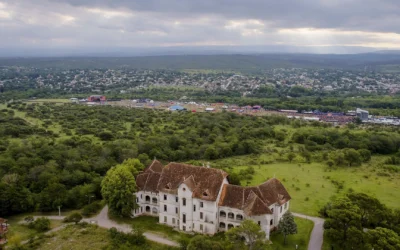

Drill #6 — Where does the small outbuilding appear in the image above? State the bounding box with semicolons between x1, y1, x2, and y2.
169;105;186;111
88;95;106;102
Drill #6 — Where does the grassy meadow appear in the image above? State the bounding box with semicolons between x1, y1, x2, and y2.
269;217;314;250
215;155;400;216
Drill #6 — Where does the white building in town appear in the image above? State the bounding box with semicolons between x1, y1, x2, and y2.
133;160;291;239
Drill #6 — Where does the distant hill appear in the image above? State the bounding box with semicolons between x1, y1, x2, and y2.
1;53;400;71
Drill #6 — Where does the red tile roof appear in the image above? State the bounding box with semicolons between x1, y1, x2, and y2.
218;178;291;216
136;160;228;201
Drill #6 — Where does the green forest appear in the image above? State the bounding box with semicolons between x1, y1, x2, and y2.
1;101;400;249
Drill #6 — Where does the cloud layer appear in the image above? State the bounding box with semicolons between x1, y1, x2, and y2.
1;0;400;54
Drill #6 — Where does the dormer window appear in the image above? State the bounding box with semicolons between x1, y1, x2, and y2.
165;183;171;189
202;189;209;197
203;192;208;196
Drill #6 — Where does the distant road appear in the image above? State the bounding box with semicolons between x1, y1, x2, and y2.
293;213;325;250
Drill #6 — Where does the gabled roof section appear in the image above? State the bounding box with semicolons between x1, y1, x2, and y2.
258;178;291;205
182;175;196;191
157;162;228;201
218;178;290;216
144;160;164;173
136;160;164;192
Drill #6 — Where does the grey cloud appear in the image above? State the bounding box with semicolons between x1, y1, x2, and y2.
0;0;400;53
46;0;400;33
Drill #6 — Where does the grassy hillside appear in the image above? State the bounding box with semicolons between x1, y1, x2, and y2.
214;155;400;216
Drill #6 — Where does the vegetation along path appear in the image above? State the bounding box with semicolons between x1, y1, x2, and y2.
24;206;179;247
293;213;325;250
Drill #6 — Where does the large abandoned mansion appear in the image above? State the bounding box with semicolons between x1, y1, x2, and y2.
133;160;291;239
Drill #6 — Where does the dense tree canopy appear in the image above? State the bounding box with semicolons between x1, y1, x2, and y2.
101;160;141;217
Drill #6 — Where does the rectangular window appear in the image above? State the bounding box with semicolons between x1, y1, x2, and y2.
164;194;167;201
183;226;186;231
280;206;282;213
176;207;178;214
141;194;142;199
176;197;178;202
258;221;261;226
200;224;203;231
172;218;175;224
164;205;167;212
193;205;196;212
200;212;203;219
284;203;288;209
183;214;186;223
200;202;203;208
183;198;186;206
164;216;167;223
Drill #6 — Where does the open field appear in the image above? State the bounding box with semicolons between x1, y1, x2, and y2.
216;155;400;216
6;216;63;246
269;217;314;250
25;99;70;103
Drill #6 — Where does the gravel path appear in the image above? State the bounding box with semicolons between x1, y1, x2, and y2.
26;206;179;247
293;213;325;250
91;206;179;247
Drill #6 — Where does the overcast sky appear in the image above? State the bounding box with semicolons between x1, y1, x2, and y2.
1;0;400;54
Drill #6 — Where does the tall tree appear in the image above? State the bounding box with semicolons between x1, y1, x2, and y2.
226;220;268;250
346;192;386;227
278;211;298;245
187;235;223;250
324;198;363;247
101;162;137;217
365;227;400;250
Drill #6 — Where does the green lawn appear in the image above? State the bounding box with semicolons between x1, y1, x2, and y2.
220;156;400;216
269;217;314;250
6;215;63;246
28;224;110;250
109;214;192;242
25;98;70;103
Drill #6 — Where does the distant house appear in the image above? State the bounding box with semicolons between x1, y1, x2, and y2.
0;218;8;246
70;98;78;103
134;160;291;239
87;95;106;102
356;108;369;121
169;105;186;111
205;107;215;112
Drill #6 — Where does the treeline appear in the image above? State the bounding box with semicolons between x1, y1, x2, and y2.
321;192;400;249
12;103;287;160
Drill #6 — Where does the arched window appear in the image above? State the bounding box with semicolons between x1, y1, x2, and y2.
228;212;234;219
270;219;273;225
145;196;150;202
182;198;186;206
152;197;158;204
228;224;234;229
146;206;150;212
152;207;158;214
219;222;226;229
236;214;243;220
220;211;226;217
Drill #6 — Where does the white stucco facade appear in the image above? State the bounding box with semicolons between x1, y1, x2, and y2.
134;175;290;239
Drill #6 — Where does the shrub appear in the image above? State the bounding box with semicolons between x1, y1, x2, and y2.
63;212;83;224
29;217;51;232
82;201;103;217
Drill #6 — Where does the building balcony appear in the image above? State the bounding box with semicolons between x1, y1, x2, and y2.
0;238;7;245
